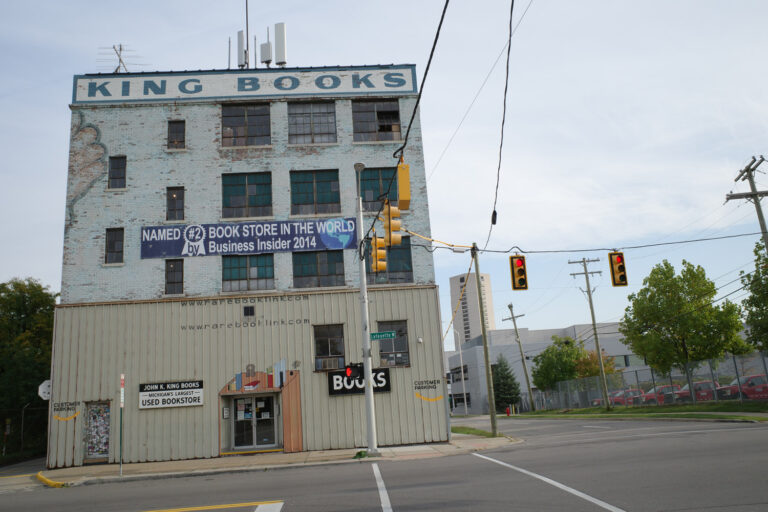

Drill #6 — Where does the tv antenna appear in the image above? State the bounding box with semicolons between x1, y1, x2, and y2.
113;44;129;73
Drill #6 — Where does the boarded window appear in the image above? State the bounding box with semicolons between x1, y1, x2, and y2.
352;100;401;142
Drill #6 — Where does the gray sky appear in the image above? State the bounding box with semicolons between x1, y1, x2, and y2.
1;1;766;351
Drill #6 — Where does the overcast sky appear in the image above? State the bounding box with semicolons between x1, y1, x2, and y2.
1;1;766;351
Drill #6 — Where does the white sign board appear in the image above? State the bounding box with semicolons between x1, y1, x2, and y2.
72;65;417;105
139;380;204;409
38;380;51;400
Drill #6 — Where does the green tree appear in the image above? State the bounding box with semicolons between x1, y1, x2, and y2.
575;350;617;379
531;336;587;391
492;354;520;412
0;278;57;411
740;241;768;352
619;260;746;377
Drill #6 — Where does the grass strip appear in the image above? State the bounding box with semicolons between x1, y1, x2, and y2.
451;426;497;437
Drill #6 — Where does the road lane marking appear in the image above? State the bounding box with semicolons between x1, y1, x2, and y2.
529;426;768;446
0;473;35;479
372;463;392;512
142;501;283;512
582;426;610;429
473;453;626;512
254;503;283;512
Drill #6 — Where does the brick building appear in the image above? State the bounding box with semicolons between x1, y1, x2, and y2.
47;65;448;468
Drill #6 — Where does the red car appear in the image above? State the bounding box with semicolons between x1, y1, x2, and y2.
716;375;768;400
673;381;720;402
641;384;680;405
591;389;644;406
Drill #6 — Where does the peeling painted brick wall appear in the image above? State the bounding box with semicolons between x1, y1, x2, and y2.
61;97;434;304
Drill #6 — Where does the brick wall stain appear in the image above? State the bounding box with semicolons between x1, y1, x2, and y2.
62;97;434;304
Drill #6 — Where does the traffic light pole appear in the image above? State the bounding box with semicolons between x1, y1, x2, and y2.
471;243;497;436
354;164;380;457
569;258;611;411
726;156;768;256
503;303;535;412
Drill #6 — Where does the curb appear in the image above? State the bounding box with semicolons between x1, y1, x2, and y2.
36;471;67;488
503;415;762;423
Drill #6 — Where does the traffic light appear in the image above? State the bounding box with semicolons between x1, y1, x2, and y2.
510;255;528;290
370;236;387;273
608;251;627;286
397;161;411;210
344;363;363;380
381;199;402;246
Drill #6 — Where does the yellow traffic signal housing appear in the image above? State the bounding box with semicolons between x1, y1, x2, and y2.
397;162;411;210
371;236;387;273
608;251;627;286
510;255;528;290
381;200;402;246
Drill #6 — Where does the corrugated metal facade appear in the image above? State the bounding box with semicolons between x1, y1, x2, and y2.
47;285;447;468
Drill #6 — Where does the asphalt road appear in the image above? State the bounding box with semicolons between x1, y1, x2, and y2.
2;418;767;511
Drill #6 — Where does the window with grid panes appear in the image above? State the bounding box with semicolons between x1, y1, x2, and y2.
165;259;183;294
377;320;409;367
352;100;401;142
359;167;397;211
166;187;184;220
108;156;126;189
221;104;270;146
288;102;337;144
222;173;272;218
292;250;344;288
105;228;124;264
364;237;413;284
289;170;340;215
167;120;185;149
222;254;275;291
314;324;345;371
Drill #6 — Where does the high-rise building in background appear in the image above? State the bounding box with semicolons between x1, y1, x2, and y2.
449;273;496;350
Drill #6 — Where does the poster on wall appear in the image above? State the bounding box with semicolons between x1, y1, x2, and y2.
139;381;204;409
85;403;110;459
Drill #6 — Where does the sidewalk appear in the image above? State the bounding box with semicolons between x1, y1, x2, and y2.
37;434;518;488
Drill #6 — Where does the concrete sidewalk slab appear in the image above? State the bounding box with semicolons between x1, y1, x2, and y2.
37;435;519;488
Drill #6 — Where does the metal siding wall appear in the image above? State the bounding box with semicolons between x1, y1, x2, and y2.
48;286;444;467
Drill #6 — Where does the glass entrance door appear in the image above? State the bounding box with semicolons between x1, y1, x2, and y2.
233;396;276;449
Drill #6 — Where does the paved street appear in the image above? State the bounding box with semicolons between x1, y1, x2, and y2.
1;418;767;511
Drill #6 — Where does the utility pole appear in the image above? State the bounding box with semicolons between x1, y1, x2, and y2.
471;243;497;436
353;163;380;456
569;258;611;410
502;304;535;412
726;155;768;256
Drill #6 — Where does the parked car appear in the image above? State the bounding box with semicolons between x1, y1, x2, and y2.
591;388;644;406
641;384;680;405
591;390;623;406
716;375;768;400
673;380;720;402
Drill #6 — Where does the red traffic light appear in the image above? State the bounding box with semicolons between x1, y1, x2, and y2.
514;258;523;267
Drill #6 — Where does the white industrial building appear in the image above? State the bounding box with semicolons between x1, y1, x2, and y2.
47;63;448;468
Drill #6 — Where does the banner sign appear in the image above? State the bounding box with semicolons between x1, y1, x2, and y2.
72;65;417;105
327;368;391;396
139;380;204;409
141;218;357;259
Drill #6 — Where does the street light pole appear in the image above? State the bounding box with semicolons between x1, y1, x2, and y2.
452;329;469;416
354;163;380;456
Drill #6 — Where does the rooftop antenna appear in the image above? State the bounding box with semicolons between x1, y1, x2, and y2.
237;30;246;68
245;0;250;68
260;26;272;68
113;44;129;73
228;36;231;69
274;22;287;67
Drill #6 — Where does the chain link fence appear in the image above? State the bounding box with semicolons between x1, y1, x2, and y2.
0;406;48;459
522;351;768;411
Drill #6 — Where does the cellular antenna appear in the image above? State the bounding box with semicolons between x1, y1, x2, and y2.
275;23;287;67
260;26;272;67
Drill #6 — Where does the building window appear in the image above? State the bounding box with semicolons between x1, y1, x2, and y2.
288;102;337;144
222;173;272;218
105;228;124;264
450;365;468;383
167;120;185;149
352;100;401;142
166;187;184;221
108;156;126;189
360;167;397;211
293;250;344;288
165;259;183;295
290;170;341;215
377;320;409;367
222;254;275;291
314;324;344;371
365;237;413;284
222;104;270;147
451;393;471;408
